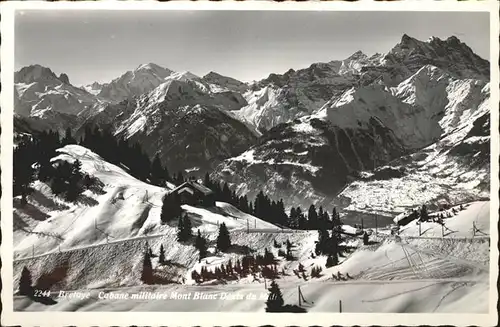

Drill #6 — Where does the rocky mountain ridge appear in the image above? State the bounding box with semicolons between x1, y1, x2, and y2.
13;34;491;213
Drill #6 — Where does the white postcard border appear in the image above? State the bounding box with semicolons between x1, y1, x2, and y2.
1;1;499;326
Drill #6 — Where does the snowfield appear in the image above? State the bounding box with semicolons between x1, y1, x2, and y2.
14;145;280;260
13;146;492;313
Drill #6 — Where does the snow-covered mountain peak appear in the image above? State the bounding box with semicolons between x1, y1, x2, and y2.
14;64;103;120
83;81;104;96
166;71;200;82
346;50;368;61
14;64;60;84
202;71;248;93
135;62;169;73
96;63;174;103
384;34;489;81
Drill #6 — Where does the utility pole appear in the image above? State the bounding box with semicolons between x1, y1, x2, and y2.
339;299;342;313
298;286;301;307
472;222;476;237
264;277;267;289
419;221;421;236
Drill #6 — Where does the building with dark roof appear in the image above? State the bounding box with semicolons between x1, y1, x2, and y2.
170;181;215;207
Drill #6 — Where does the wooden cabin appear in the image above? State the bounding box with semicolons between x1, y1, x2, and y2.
170;181;215;207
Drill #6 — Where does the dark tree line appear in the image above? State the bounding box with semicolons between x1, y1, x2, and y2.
190;247;280;284
203;173;343;230
13;131;101;204
315;209;343;267
79;126;173;186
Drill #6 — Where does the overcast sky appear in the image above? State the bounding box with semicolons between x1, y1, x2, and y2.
15;10;490;86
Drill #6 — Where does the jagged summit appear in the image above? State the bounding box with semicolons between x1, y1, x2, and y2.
15;64;59;84
202;71;248;92
59;73;70;84
347;50;368;61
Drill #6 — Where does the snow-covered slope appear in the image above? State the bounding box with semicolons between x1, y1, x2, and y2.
13;144;289;289
399;201;490;239
14;193;491;313
13;145;277;258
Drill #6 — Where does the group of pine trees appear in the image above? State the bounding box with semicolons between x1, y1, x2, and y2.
203;173;343;230
13;132;101;205
315;209;343;268
190;248;281;283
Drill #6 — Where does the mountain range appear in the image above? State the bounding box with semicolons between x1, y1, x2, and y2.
14;34;491;214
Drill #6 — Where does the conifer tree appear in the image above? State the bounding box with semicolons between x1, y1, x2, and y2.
159;244;165;264
308;205;318;230
150;154;167;186
177;215;185;241
216;222;231;252
183;214;192;240
13;140;35;206
203;172;212;188
297;207;307;230
315;225;330;255
363;231;369;245
18;266;33;296
160;194;170;224
62;127;76;146
264;247;275;265
141;250;153;284
326;253;338;268
289;207;298;229
265;280;284;312
420;205;429;222
66;159;84;201
161;193;182;223
195;229;208;261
